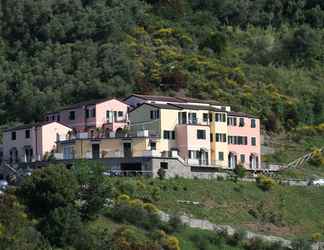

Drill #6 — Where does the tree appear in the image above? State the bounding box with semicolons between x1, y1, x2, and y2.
0;192;49;250
234;164;246;178
200;31;227;55
72;161;111;219
17;164;79;218
37;205;91;249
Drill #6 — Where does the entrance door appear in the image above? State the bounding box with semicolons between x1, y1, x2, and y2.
92;144;100;159
199;151;208;165
25;148;33;163
123;143;132;158
250;155;258;169
228;153;237;169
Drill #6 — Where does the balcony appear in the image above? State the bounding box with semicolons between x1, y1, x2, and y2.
178;118;209;126
142;150;161;157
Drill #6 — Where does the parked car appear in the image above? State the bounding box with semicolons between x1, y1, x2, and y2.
0;179;8;191
312;179;324;186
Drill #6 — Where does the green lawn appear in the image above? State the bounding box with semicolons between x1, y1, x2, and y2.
141;178;324;239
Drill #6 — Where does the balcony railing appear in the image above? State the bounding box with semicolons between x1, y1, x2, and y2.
57;130;158;142
178;118;209;126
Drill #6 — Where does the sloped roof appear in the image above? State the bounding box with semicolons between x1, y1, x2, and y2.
4;121;71;132
170;103;223;111
228;111;257;119
124;94;224;106
46;97;128;114
129;102;182;113
124;94;184;103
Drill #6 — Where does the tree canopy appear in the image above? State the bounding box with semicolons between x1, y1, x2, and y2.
0;0;323;131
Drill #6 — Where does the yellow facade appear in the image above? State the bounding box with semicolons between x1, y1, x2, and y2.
57;137;151;159
209;111;228;168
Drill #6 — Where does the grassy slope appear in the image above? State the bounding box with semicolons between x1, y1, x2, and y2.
175;227;242;250
145;178;324;239
87;215;244;250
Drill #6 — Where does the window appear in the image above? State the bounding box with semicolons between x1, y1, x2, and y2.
215;113;221;122
189;150;199;159
160;162;168;169
203;113;209;122
171;131;176;140
106;111;113;122
163;130;169;139
51;115;55;121
188;113;197;124
209;113;213;122
178;112;187;124
25;130;30;139
239;118;245;127
85;109;89;118
197;129;206;139
227;117;237;126
251;119;256;128
228;136;248;145
11;131;16;140
218;152;224;161
215;113;226;122
150;110;160;119
69;111;75;120
57;115;60;122
216;133;226;142
46;116;49;121
251;137;256;146
118;111;123;117
222;113;226;122
240;154;245;163
163;130;175;140
150;142;156;150
91;108;96;117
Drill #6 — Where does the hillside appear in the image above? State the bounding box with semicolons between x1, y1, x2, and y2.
0;0;323;133
112;177;324;240
3;163;303;250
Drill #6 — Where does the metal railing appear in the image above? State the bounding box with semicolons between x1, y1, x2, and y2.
104;170;153;177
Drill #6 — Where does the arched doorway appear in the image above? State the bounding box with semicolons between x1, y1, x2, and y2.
24;146;33;163
228;152;237;169
115;128;123;137
249;154;259;169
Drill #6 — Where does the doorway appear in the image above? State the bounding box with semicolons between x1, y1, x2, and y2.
123;143;132;158
92;144;100;159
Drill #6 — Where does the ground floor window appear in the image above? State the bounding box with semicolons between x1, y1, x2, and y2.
218;152;224;161
160;162;168;169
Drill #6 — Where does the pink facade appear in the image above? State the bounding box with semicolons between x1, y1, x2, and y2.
176;124;211;165
2;122;71;163
227;115;261;169
45;98;128;133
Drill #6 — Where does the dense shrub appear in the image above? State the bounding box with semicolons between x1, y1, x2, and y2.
165;215;184;234
37;205;91;249
17;165;79;218
234;164;247;178
309;149;324;167
111;196;162;230
111;226;160;250
256;176;276;191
